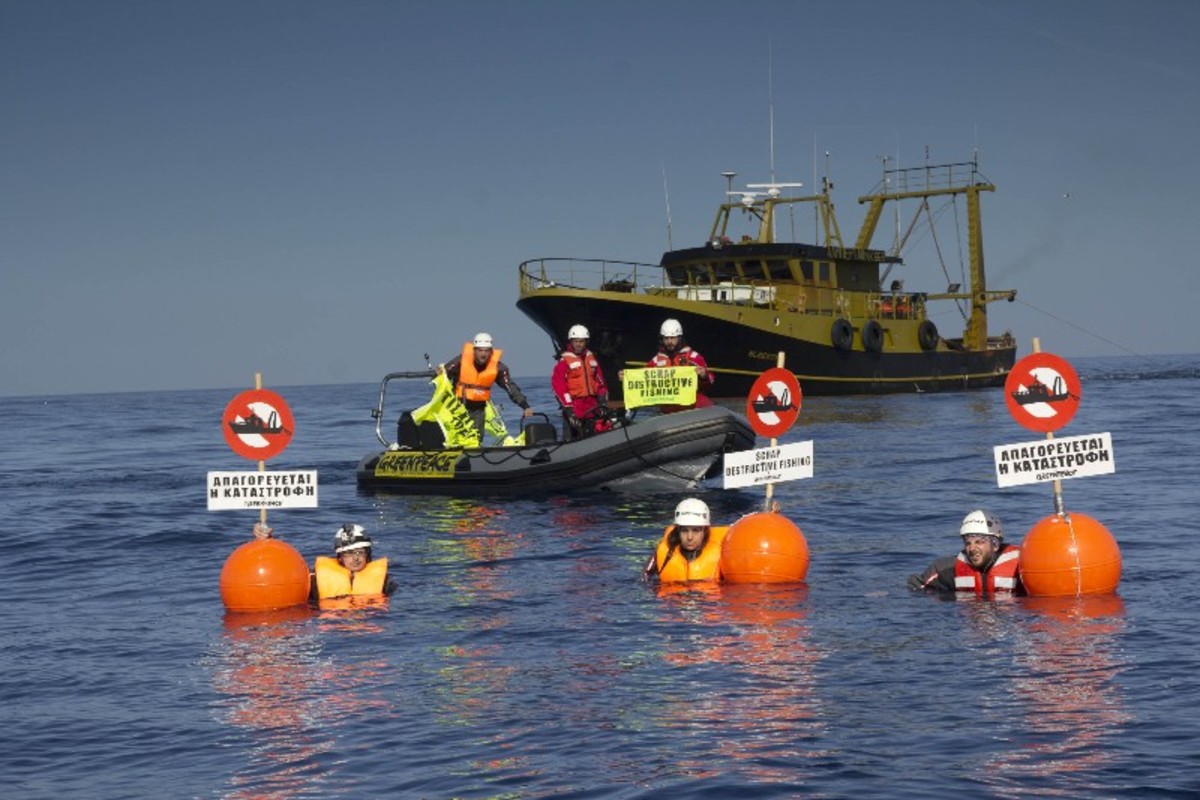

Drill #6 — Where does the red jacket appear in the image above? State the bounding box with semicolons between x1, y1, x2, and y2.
552;349;608;411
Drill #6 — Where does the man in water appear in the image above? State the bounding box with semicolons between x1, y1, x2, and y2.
311;524;397;603
908;510;1023;595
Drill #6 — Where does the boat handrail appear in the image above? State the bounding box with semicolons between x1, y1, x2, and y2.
519;258;667;294
371;369;436;447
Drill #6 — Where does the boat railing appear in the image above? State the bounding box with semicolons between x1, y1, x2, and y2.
861;160;990;198
867;291;923;320
520;258;933;323
519;258;665;295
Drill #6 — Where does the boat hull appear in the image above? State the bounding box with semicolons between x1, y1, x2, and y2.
517;291;1016;399
355;405;756;496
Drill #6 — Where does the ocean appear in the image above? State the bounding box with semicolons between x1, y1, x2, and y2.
2;353;1198;798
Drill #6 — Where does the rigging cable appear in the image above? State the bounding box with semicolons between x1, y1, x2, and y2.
1015;299;1143;357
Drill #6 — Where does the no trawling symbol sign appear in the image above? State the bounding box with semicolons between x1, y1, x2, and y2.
1004;352;1081;433
745;367;801;439
222;388;295;461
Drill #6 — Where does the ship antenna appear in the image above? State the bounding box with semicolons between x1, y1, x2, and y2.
662;163;673;250
722;170;737;197
768;38;776;184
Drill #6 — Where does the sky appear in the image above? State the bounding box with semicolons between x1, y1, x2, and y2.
4;0;1198;397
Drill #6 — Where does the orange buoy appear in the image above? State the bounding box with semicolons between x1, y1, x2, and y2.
220;538;311;611
1018;512;1121;597
720;512;810;584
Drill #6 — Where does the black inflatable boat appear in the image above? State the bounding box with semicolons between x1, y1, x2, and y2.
355;371;755;496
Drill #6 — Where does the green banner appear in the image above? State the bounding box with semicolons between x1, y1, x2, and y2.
412;372;524;447
622;366;698;409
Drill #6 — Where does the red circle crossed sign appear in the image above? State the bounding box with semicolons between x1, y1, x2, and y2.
1004;352;1081;433
222;389;295;460
746;368;802;438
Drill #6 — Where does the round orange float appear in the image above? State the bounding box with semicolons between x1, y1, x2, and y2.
720;512;810;584
1018;512;1121;597
220;538;311;611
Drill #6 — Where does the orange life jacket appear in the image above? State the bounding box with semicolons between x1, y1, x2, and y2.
954;545;1021;594
560;349;602;400
654;526;729;582
456;343;502;402
314;556;389;599
648;346;700;369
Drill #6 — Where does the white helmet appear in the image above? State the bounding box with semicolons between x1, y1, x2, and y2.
960;509;1003;541
660;318;683;338
472;332;493;349
334;523;373;554
674;498;710;527
567;324;590;340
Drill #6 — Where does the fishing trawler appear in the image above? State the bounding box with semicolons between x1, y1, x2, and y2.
517;159;1017;398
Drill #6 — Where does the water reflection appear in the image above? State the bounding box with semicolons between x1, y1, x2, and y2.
209;606;393;799
649;584;826;785
208;608;328;800
986;594;1130;796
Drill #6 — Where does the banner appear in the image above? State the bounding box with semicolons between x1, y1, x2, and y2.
412;372;523;447
622;366;698;409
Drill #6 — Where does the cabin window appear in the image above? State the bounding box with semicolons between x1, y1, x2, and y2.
819;262;830;282
800;261;814;281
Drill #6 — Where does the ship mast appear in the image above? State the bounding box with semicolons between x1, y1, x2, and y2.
855;160;998;351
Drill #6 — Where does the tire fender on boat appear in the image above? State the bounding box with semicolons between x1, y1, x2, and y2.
862;320;884;353
918;319;939;351
831;318;854;351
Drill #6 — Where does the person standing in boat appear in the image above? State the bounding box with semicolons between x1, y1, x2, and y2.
645;498;726;581
439;332;534;440
647;319;714;412
551;324;609;440
908;510;1024;596
310;524;397;604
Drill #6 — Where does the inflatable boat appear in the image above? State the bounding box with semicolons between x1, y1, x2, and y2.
355;401;756;496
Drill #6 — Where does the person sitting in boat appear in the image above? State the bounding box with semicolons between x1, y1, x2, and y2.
310;524;396;604
644;498;728;582
438;332;534;439
908;510;1024;596
645;318;714;413
551;324;610;440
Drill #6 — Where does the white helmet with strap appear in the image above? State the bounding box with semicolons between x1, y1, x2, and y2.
674;498;710;527
567;324;590;340
472;332;493;348
660;318;683;338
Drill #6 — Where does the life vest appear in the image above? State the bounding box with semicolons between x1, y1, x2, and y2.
456;343;502;403
648;346;700;370
559;349;603;402
954;544;1021;594
314;555;390;599
654;526;729;582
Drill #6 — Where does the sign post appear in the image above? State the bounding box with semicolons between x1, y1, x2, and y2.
738;354;804;511
214;373;314;612
995;340;1122;596
1002;341;1085;515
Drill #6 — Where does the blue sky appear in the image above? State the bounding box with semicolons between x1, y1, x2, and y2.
4;0;1197;396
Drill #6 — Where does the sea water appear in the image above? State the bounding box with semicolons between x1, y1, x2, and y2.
1;354;1198;798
